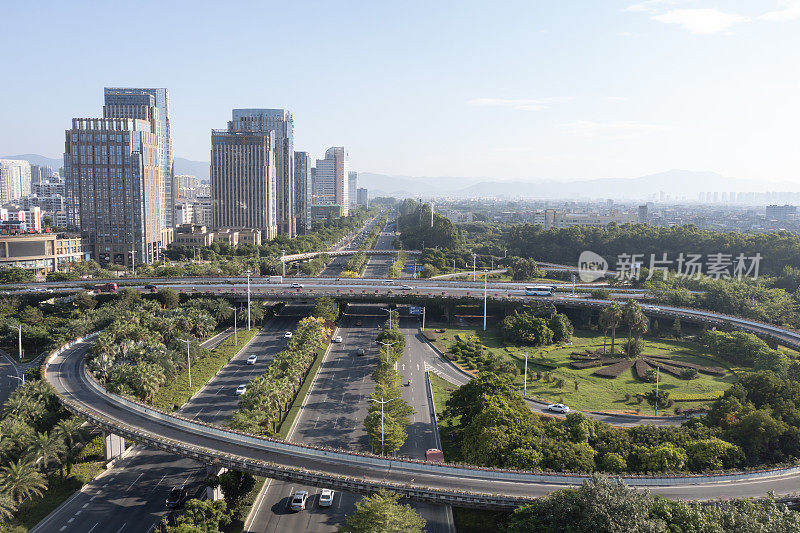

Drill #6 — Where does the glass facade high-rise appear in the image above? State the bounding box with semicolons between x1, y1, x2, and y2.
313;147;349;216
348;171;358;209
230;109;294;236
104;87;174;228
294;151;312;234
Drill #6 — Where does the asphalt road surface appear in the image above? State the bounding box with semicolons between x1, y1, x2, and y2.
245;310;380;533
0;352;21;407
33;315;300;533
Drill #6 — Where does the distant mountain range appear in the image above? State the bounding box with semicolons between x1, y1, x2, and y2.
4;154;798;200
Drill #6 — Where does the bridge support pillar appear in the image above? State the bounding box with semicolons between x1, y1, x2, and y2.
103;432;126;462
206;466;228;501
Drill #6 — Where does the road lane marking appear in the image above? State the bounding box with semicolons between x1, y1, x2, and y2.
116;524;126;533
87;524;98;533
126;473;143;492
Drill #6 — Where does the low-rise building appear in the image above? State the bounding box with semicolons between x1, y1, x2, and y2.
172;224;262;248
0;233;91;276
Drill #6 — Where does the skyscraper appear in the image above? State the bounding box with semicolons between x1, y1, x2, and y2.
348;171;358;209
104;88;174;227
64;116;164;265
229;109;294;236
0;160;31;203
210;128;278;239
294;151;312;234
313;147;349;216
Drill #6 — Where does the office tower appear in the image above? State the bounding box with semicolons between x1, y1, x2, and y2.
294;151;312;234
348;171;358;209
104;87;174;227
356;187;368;207
314;147;349;215
0;160;32;203
210;128;278;239
64;116;164;265
30;164;55;186
229;109;294;236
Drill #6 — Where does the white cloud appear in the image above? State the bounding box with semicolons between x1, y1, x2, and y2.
760;0;800;21
625;0;687;14
652;8;747;34
467;97;571;111
564;120;667;138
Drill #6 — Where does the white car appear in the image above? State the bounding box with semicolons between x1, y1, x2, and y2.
333;336;343;343
235;384;247;395
400;285;413;290
547;403;570;414
290;490;309;512
290;283;304;289
383;279;394;284
246;354;257;365
284;331;293;339
319;489;334;507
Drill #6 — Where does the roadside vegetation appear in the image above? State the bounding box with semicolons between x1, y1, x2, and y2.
342;489;426;533
364;310;414;454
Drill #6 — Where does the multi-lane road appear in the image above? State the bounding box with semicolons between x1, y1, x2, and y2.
34;314;301;533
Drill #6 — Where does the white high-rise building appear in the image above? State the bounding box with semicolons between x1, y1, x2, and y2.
313;147;349;216
0;160;32;203
348;171;358;209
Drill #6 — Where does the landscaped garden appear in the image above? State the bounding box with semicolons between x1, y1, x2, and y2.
424;319;739;414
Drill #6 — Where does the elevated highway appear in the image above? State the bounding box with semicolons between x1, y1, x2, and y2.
40;276;800;509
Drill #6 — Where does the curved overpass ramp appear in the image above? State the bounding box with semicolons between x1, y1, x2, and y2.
45;326;800;509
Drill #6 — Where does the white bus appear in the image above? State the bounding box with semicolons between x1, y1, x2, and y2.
525;285;554;296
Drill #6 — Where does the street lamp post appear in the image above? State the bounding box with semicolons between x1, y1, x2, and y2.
228;307;238;345
483;269;488;331
281;250;286;277
452;259;456;274
377;340;397;365
179;339;192;388
655;366;660;416
379;307;393;330
473;253;477;281
422;306;426;331
245;270;252;331
368;397;399;455
18;324;22;361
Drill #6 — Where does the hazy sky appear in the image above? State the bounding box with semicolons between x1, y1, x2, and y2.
2;0;799;182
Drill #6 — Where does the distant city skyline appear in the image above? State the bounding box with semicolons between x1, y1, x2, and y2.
2;1;800;183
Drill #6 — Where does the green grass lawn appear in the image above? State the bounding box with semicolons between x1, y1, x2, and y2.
428;324;737;414
6;436;106;532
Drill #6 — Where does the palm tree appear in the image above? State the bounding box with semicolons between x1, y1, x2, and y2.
0;459;47;503
622;300;641;355
598;309;611;353
55;418;86;476
0;494;17;521
2;394;45;424
605;302;623;354
27;431;66;474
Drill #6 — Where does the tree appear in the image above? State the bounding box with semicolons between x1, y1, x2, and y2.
74;291;97;311
0;459;47;503
26;431;66;474
0;267;34;283
157;288;180;309
549;313;574;343
217;470;255;516
365;409;407;455
603;303;623;354
672;317;682;338
635;442;687;472
0;494;17;521
55;417;86;475
312;297;339;322
164;499;231;533
341;490;426;533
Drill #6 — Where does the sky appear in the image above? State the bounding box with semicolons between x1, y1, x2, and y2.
2;0;799;183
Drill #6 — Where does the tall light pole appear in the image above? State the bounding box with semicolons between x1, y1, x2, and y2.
245;269;252;331
18;324;23;361
179;339;192;388
368;397;399;455
473;253;477;281
452;259;456;274
422;306;426;331
129;250;136;277
523;354;528;396
281;250;286;277
655;366;660;416
483;269;488;331
379;307;393;330
377;340;397;365
227;306;238;345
